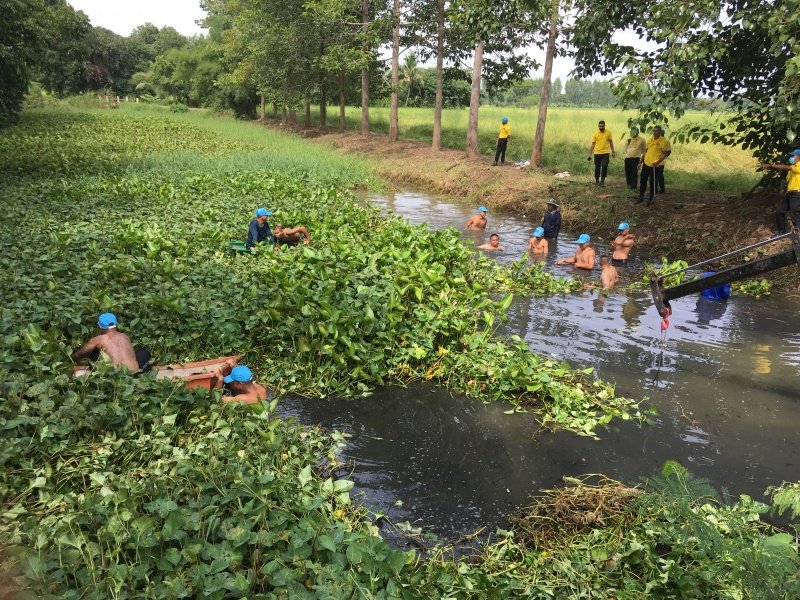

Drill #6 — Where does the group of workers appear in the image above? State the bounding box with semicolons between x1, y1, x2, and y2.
588;120;672;205
492;117;672;208
465;200;635;289
71;313;267;404
247;207;311;249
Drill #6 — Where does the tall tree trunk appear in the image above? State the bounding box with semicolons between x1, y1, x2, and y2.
466;41;484;157
339;74;346;131
282;107;288;123
304;97;311;127
532;0;559;167
289;108;297;125
431;0;445;150
389;0;400;142
260;95;266;120
320;83;328;131
360;0;370;136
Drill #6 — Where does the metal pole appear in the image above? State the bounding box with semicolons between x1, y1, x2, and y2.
665;231;795;275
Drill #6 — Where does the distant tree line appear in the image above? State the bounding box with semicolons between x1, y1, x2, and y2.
3;0;799;162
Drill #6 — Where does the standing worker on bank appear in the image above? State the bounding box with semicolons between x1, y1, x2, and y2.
636;126;671;206
541;199;561;241
493;117;511;166
624;128;646;191
762;149;800;234
587;120;616;186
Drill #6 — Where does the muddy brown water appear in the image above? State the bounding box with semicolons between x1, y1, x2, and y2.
277;190;800;540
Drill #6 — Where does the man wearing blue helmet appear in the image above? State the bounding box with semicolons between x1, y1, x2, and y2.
246;207;277;248
72;313;148;372
762;149;800;233
212;364;268;404
556;234;596;270
465;206;489;230
610;221;635;267
493;117;511;166
527;226;548;255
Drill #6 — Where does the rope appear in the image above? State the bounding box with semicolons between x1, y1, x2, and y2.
652;307;671;386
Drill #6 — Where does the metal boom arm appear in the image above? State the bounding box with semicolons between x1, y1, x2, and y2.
650;232;800;317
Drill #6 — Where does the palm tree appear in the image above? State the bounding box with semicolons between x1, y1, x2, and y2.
400;55;424;106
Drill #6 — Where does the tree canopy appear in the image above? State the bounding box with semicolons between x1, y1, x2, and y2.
570;0;800;160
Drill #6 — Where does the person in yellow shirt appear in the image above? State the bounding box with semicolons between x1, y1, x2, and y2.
762;149;800;233
636;126;671;206
493;117;511;166
624;128;646;191
587;120;616;186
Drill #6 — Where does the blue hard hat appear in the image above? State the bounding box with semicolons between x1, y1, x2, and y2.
255;208;273;217
501;117;509;123
577;234;591;244
478;206;488;213
533;227;544;238
97;312;118;329
224;365;253;384
618;222;630;231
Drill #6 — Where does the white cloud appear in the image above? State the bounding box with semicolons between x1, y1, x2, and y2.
67;0;207;37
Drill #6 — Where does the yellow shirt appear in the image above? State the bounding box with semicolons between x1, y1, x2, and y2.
643;136;672;166
591;129;613;154
498;123;511;139
625;136;646;159
787;162;800;192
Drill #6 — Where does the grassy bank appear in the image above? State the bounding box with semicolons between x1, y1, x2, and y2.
314;105;758;194
1;106;797;598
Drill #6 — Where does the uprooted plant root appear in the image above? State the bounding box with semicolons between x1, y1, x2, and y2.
510;475;642;549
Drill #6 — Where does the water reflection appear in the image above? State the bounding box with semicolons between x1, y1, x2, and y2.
281;190;800;538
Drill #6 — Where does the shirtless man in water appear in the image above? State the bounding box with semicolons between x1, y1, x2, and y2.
72;313;141;371
274;224;311;245
556;234;596;270
599;255;619;289
477;233;505;251
213;364;268;404
465;206;488;230
609;222;635;267
527;227;548;255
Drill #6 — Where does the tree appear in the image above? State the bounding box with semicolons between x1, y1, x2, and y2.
400;55;424;105
431;0;446;150
83;27;138;94
531;0;559;167
389;0;400;141
454;0;546;157
570;0;800;161
32;2;91;97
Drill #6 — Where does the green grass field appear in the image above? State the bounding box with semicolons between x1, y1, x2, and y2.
319;105;760;194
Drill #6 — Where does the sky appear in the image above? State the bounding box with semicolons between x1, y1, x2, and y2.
67;0;583;81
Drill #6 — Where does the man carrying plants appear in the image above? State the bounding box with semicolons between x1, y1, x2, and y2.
246;207;276;248
587;120;616;186
72;313;150;373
